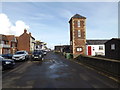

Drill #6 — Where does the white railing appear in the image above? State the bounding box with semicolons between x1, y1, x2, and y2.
0;44;10;48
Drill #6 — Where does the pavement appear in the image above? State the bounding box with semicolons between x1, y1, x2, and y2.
2;51;119;88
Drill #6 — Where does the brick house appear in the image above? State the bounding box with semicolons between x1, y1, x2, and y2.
17;29;35;53
6;35;18;54
69;14;86;58
0;34;11;54
105;38;120;60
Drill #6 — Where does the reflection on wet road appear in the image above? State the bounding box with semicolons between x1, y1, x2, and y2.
2;51;119;88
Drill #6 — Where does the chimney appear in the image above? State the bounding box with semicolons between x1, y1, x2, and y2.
29;32;31;36
24;29;27;33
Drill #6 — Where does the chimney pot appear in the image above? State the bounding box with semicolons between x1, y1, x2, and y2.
29;32;31;36
24;29;27;33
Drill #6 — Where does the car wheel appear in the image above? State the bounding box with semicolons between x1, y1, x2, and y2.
42;57;44;61
24;56;27;61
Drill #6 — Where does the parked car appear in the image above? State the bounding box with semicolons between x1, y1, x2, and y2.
2;54;13;59
0;56;15;70
41;50;47;55
32;51;44;61
12;51;29;61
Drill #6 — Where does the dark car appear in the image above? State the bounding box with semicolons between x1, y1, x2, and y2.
2;54;13;59
32;51;44;61
0;56;15;70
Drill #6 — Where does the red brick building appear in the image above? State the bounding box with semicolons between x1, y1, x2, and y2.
17;29;35;53
0;34;11;54
6;35;18;54
69;14;86;58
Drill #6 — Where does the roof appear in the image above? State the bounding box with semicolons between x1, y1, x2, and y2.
69;14;86;23
72;14;86;19
105;38;120;44
6;35;17;42
0;34;8;41
111;38;120;41
86;40;108;45
31;36;35;40
19;30;35;40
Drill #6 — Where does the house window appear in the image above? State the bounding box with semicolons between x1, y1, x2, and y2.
1;41;4;44
99;46;103;50
78;30;81;37
111;44;115;50
78;20;80;27
76;47;82;52
12;43;15;48
70;41;72;45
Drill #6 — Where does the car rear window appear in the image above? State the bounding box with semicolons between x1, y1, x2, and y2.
15;52;25;54
33;51;42;54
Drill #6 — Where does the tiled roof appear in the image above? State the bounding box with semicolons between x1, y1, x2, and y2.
0;34;8;41
6;35;17;42
72;14;86;19
86;40;108;45
69;14;86;23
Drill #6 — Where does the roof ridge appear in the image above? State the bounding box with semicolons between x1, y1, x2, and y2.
72;14;86;19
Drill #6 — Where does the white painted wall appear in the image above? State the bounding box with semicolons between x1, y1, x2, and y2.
30;37;35;52
86;45;105;56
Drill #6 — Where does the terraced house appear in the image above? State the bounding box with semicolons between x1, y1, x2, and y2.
0;29;35;55
6;35;18;54
0;34;10;54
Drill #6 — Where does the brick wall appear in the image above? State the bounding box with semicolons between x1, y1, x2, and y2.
69;17;86;58
76;55;120;78
17;30;30;53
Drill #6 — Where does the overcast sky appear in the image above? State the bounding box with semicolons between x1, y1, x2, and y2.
0;2;118;49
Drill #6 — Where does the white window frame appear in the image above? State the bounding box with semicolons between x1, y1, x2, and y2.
99;46;103;50
78;20;80;27
111;44;115;50
76;47;82;52
78;30;81;37
70;41;72;45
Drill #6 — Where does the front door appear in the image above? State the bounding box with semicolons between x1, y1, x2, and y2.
88;46;91;55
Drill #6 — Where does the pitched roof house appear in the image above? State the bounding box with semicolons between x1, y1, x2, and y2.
86;40;108;56
105;38;120;60
17;29;35;53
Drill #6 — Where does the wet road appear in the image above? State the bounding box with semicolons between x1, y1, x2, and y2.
2;51;119;88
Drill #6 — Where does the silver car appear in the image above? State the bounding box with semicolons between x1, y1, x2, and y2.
12;51;29;61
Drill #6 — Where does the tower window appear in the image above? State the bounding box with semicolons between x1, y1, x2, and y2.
70;41;72;45
76;47;82;52
78;20;80;27
78;30;81;37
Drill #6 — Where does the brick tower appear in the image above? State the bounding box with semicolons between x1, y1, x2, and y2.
69;14;86;58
